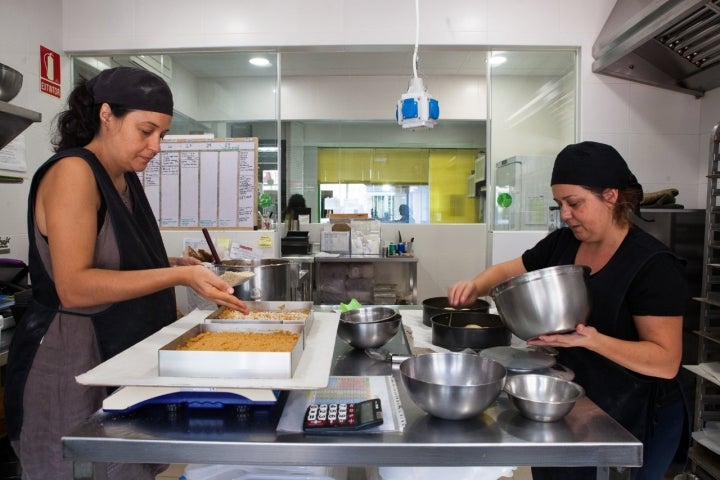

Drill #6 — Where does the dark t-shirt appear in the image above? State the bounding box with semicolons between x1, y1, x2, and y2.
521;226;686;340
523;225;689;479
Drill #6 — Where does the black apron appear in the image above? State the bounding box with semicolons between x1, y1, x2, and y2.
532;227;689;480
5;148;176;440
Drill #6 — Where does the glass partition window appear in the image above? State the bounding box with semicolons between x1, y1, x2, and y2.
487;49;578;231
71;48;577;226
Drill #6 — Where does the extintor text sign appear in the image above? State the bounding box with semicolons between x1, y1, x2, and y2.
40;46;61;98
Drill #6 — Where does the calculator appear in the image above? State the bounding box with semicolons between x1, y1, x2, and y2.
303;398;383;432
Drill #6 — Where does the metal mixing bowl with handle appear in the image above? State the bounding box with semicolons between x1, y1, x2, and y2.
399;352;507;420
490;265;591;340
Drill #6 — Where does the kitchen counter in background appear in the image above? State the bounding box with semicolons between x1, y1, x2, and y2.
314;255;418;305
62;307;641;480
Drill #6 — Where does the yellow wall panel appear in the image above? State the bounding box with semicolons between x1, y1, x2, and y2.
428;149;477;223
318;148;429;184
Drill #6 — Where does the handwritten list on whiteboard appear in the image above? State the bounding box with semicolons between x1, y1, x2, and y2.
137;138;258;229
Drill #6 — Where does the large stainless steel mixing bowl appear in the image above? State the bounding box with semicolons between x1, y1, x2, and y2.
490;265;591;340
0;63;23;102
504;373;584;422
337;307;401;349
399;352;506;420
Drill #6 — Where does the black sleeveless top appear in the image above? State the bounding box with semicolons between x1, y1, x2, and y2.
5;148;176;440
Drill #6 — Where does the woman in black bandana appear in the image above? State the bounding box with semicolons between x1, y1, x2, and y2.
5;67;249;479
449;141;689;480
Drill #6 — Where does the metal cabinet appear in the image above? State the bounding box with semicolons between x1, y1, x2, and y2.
314;255;418;305
283;256;314;302
686;122;720;479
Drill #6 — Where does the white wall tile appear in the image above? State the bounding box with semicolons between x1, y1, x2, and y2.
581;82;631;134
628;85;701;135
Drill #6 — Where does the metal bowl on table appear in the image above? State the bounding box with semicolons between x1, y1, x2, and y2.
431;312;511;351
399;352;506;420
0;63;23;102
337;307;401;349
504;373;585;422
490;265;591;340
421;296;490;326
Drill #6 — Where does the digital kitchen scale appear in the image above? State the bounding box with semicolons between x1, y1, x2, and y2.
102;386;279;413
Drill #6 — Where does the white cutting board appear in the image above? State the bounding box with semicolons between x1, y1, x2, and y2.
76;309;339;390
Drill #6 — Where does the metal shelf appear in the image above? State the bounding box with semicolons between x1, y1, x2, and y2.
0;101;42;151
690;119;720;477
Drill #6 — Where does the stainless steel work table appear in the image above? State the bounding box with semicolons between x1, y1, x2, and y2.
62;311;642;480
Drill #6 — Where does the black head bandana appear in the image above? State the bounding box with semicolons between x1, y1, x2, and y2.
551;141;644;194
86;66;174;116
551;141;646;219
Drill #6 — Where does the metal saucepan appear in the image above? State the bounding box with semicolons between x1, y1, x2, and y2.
431;312;511;351
219;259;291;301
421;296;490;327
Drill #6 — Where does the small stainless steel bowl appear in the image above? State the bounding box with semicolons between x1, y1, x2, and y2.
337;307;401;349
0;63;23;102
504;373;584;422
490;265;591;340
399;352;506;420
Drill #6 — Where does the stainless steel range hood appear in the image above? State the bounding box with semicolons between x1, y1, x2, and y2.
593;0;720;97
0;101;41;151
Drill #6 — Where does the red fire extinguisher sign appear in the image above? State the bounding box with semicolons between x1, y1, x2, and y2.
40;46;61;98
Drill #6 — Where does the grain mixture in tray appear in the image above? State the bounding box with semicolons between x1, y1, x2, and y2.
217;308;309;321
179;331;300;352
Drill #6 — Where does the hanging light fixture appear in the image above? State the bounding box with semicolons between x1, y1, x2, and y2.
395;0;439;129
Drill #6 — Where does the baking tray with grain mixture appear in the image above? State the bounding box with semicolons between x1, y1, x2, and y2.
205;301;314;335
158;323;304;379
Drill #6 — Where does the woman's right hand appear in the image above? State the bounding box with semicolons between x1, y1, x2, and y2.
447;280;480;307
187;265;250;313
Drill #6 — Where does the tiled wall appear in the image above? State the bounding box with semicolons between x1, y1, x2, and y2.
1;0;714;292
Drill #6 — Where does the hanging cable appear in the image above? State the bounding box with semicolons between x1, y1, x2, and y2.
413;0;419;79
396;0;439;129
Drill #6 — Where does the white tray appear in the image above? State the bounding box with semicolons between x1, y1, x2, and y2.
76;309;339;390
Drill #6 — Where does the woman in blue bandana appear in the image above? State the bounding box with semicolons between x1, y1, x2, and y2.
449;141;689;480
5;67;248;479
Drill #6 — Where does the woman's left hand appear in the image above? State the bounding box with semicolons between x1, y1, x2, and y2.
527;324;597;348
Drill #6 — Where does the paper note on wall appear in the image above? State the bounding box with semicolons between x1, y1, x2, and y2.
0;135;27;172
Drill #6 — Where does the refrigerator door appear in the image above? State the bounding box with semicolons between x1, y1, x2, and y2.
494;155;554;231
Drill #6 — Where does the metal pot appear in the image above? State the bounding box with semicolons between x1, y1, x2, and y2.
421;296;490;327
219;259;291;301
431;312;510;351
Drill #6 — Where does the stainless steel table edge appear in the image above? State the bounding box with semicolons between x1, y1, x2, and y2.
62;311;642;480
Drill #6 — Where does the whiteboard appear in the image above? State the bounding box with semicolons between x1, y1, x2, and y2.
139;138;258;229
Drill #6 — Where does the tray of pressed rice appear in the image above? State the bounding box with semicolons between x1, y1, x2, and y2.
158;323;304;379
